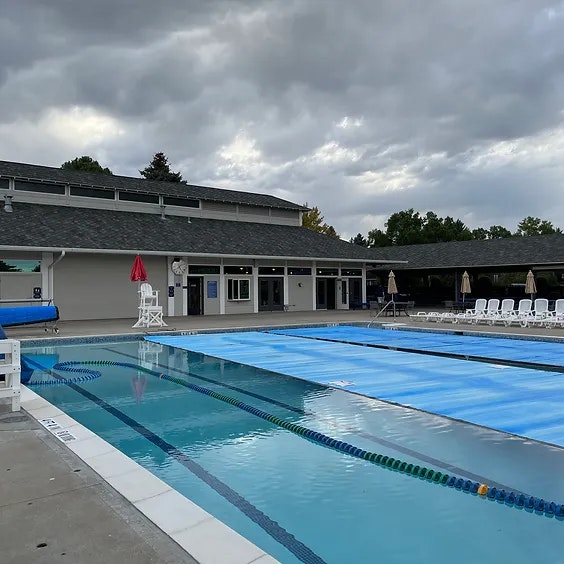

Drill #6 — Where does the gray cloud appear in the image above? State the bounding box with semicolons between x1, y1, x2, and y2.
2;0;564;240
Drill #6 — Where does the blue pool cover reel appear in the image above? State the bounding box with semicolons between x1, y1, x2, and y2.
0;305;59;327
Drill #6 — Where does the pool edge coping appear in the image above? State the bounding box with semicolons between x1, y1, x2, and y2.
19;385;278;564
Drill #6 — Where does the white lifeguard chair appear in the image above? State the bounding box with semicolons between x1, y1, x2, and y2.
0;339;21;411
132;283;167;328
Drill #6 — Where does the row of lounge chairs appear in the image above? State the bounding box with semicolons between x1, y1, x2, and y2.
412;298;564;328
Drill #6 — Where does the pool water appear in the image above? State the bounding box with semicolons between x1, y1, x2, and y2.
149;326;564;447
23;337;564;563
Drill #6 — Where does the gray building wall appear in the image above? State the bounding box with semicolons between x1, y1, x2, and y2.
53;254;168;320
287;276;313;311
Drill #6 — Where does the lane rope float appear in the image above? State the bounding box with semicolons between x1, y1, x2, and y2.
33;359;564;520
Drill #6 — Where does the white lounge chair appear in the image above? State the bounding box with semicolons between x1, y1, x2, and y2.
544;299;564;328
490;299;514;325
504;298;532;326
453;298;487;324
523;298;550;327
475;298;500;324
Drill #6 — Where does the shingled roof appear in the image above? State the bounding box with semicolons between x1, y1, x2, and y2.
1;202;385;261
0;160;306;211
369;235;564;270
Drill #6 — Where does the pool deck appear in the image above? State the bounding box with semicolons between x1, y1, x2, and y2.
1;309;563;563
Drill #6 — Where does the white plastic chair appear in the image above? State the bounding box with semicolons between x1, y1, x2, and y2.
490;299;514;325
504;299;532;326
544;299;564;328
524;298;549;327
453;298;487;324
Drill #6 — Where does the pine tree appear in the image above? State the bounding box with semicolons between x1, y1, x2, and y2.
139;152;183;182
61;156;112;174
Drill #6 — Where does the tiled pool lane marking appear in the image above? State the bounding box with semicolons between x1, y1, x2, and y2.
19;386;280;564
101;345;530;494
43;360;564;519
23;371;325;564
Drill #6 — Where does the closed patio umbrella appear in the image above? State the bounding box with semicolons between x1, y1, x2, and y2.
525;270;536;299
387;270;398;301
130;254;147;283
460;271;471;303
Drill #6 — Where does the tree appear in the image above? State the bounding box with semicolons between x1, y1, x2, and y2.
471;227;489;240
140;152;183;182
61;156;112;174
0;260;19;272
385;209;425;245
350;233;368;246
438;216;473;242
515;216;561;236
367;228;391;247
488;225;513;239
301;204;340;238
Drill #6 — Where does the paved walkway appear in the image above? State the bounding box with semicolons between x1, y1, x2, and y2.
0;405;197;564
5;308;564;340
1;310;563;563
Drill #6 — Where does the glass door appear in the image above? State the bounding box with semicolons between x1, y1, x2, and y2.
258;277;284;311
316;279;327;309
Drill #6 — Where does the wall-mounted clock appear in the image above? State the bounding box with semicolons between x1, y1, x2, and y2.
171;258;188;275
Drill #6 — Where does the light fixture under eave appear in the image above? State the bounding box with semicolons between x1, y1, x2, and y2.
3;194;13;212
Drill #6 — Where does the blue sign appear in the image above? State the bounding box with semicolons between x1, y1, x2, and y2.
207;280;218;298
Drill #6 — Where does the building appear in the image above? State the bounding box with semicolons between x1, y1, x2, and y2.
367;235;564;304
0;160;397;320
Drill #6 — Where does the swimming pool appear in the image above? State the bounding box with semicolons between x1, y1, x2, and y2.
23;329;564;563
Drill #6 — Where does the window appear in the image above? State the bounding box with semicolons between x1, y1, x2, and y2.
163;196;200;208
189;265;220;275
118;191;159;204
0;178;9;190
258;267;284;275
227;279;250;300
15;180;65;195
0;260;41;272
341;269;362;277
224;265;253;275
317;268;339;276
288;267;312;276
70;186;115;199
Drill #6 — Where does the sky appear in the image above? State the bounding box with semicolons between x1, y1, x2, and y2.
2;1;564;241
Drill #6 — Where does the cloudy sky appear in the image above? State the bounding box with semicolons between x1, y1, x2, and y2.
2;1;564;240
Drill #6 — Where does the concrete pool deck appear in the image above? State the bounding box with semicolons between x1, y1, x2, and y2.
1;309;563;563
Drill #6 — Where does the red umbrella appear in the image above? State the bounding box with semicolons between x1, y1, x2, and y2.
130;254;147;282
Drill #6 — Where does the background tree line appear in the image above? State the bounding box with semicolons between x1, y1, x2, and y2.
61;152;185;182
347;208;562;247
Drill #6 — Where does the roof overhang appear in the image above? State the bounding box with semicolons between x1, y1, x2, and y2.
0;245;385;263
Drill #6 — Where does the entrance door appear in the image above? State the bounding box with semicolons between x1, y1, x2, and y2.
258;277;284;311
187;277;203;315
316;278;336;310
336;279;348;309
350;278;363;306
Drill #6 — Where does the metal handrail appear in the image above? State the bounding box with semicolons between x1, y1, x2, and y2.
368;300;396;327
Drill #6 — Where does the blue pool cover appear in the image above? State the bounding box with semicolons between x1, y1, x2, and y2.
147;326;564;447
